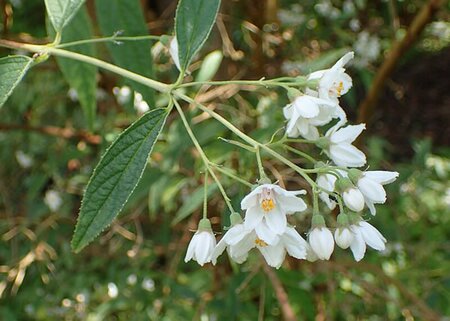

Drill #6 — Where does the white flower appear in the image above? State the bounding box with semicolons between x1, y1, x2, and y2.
15;150;33;168
342;187;365;212
349;221;386;261
44;190;62;212
283;95;338;139
184;219;216;266
213;225;308;268
308;52;354;103
308;226;335;260
325;123;366;167
316;173;337;210
241;184;307;242
334;227;354;249
355;170;399;215
169;37;181;71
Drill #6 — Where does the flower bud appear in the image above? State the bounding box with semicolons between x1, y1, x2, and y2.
334;227;354;249
309;226;334;260
342;187;365;212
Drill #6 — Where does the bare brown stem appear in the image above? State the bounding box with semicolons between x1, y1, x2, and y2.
262;262;297;321
356;0;444;127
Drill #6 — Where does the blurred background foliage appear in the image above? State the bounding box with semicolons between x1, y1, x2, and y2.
0;0;449;320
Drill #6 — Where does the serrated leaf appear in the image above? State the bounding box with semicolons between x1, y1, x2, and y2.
0;56;33;108
172;183;218;225
71;108;169;252
48;8;97;129
96;0;154;105
175;0;221;71
45;0;86;32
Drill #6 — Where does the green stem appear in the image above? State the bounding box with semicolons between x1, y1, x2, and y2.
173;98;235;213
312;188;320;216
55;35;161;49
210;163;253;188
176;78;311;89
175;92;317;187
0;39;169;93
203;171;209;219
256;147;267;180
283;145;317;163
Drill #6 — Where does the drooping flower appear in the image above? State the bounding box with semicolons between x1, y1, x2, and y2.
308;52;354;103
283;95;338;140
349;221;386;261
342;186;365;212
334;213;354;249
308;215;334;260
213;224;308;269
185;219;216;266
169;37;181;71
324;123;366;167
241;184;307;242
350;170;399;215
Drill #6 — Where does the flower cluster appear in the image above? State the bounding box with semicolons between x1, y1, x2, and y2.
185;52;398;268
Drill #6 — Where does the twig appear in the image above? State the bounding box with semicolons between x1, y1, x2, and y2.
356;0;443;127
0;123;101;144
262;262;297;321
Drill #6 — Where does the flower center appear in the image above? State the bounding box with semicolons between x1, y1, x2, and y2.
255;238;268;247
261;198;275;212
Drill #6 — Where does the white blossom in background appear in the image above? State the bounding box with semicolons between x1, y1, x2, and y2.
184;219;216;266
67;88;79;102
349;221;387;261
44;190;63;212
169;37;181;71
133;92;150;114
283;95;339;140
308;52;354;103
241;184;307;243
107;282;119;298
15;150;33;169
316;173;337;210
354;31;380;67
324;123;366;167
353;170;399;215
112;86;132;105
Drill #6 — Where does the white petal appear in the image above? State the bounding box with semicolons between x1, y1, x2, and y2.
293;96;320;118
350;228;366;262
365;199;377;215
357;177;386;203
265;207;287;235
244;206;264;230
283;104;293;119
211;237;227;265
359;222;386;251
277;194;307;214
256;222;280;245
343;188;365;212
195;232;215;265
364;171;399;185
331;52;354;70
241;186;265;209
308;70;326;80
329;144;366;167
330;124;365;144
309;228;334;260
225;224;249;245
184;233;197;262
272;185;307;197
281;227;307;259
230;232;256;259
259;242;286;269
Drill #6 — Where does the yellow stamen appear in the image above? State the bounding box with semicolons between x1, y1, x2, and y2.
336;81;344;96
261;198;275;212
255;238;268;247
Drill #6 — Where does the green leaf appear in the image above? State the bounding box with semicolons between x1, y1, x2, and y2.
0;56;33;108
48;7;97;129
71;108;169;252
175;0;221;71
95;0;154;105
45;0;86;32
172;183;218;225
